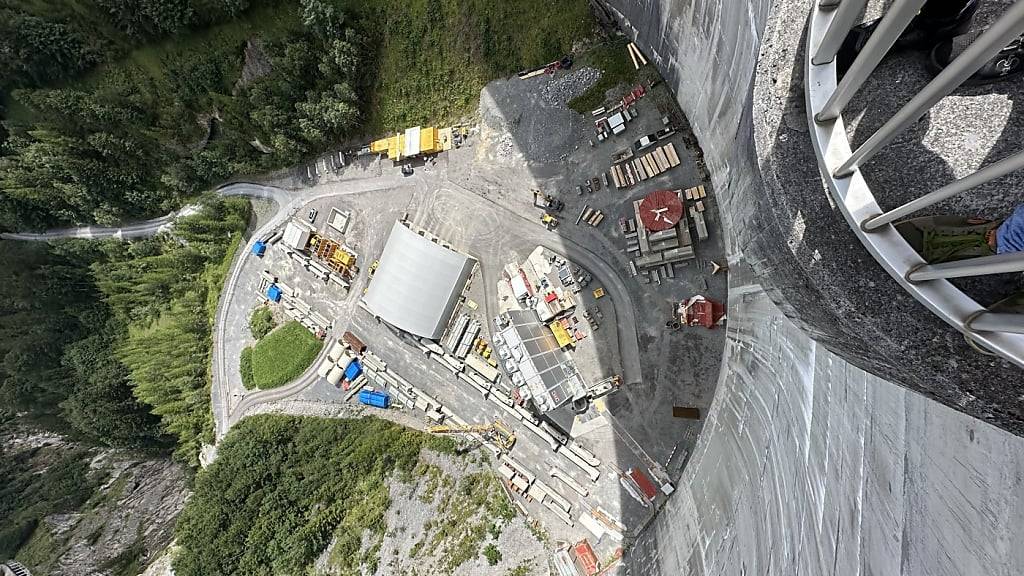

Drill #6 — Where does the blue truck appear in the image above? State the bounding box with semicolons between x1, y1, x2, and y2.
358;389;390;409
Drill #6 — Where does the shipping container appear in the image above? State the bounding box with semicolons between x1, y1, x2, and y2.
251;241;266;256
358;389;390;409
342;331;366;353
266;285;282;302
344;359;363;381
572;540;600;576
627;468;658;500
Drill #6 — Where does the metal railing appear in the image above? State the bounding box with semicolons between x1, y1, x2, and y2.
805;0;1024;367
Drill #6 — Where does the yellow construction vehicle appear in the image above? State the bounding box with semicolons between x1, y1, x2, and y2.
310;234;357;275
369;260;380;277
541;213;559;230
428;420;516;451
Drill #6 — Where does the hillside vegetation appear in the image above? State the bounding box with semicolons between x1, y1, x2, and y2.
0;0;593;231
173;415;457;575
0;196;249;465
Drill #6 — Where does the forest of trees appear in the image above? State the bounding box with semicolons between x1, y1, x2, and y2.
0;196;249;465
0;0;365;230
173;415;455;575
0;0;593;231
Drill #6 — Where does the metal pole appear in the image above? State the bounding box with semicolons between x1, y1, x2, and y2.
816;0;928;121
835;1;1024;177
863;149;1024;230
907;251;1024;282
967;312;1024;334
812;0;868;65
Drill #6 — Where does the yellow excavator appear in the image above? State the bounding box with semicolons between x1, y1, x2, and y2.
428;420;516;451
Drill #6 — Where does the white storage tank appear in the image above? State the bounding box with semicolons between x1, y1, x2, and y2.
328;340;346;362
317;359;334;379
326;365;344;386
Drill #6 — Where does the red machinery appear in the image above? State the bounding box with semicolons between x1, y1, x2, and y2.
678;295;726;328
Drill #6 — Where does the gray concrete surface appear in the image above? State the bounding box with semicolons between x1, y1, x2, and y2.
602;0;1024;436
753;0;1024;434
603;0;1024;574
626;263;1024;575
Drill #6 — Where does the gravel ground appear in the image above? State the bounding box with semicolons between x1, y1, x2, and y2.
368;450;547;576
477;67;601;165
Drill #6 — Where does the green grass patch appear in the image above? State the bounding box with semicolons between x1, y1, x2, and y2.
352;0;594;132
248;320;323;389
204;230;244;327
568;38;639;114
483;543;501;566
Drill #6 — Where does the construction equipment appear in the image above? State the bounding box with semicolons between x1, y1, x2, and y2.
368;260;380;277
429;420;517;451
541;213;559;230
586;375;621;399
309;234;357;275
532;190;564;212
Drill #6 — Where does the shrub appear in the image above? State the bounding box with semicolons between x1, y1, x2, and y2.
248;307;276;339
483;543;501;566
239;347;254;388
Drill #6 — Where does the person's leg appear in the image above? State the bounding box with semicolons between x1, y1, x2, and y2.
837;0;980;73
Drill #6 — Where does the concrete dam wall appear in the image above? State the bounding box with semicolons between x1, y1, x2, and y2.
599;1;1024;574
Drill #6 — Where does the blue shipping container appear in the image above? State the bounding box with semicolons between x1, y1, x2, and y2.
344;360;362;381
251;241;267;256
266;284;282;302
358;390;390;409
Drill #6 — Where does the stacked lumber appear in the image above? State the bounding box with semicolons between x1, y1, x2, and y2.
684;185;708;200
610;142;683;190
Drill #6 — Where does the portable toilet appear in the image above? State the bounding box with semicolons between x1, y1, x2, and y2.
266;284;282;302
344;359;363;382
251;241;267;257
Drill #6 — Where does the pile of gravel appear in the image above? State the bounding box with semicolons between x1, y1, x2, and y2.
539;66;602;105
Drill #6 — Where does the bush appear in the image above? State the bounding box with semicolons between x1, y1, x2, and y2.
248;307;275;339
239;347;254;388
483;543;501;566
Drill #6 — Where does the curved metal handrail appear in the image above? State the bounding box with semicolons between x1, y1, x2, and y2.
805;0;1024;368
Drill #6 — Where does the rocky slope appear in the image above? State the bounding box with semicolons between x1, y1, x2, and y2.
6;429;188;576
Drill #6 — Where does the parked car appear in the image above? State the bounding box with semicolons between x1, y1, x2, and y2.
308;208;318;223
634;133;659;151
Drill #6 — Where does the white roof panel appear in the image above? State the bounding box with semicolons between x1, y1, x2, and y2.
404;126;422;157
363;223;475;339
